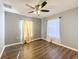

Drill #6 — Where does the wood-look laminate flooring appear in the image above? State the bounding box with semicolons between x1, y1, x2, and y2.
1;39;78;59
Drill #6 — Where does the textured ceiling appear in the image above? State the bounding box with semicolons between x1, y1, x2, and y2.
3;0;78;18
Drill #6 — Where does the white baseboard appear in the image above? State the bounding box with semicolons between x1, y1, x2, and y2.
5;42;23;47
31;37;43;42
0;42;23;58
0;39;77;58
0;46;5;58
44;39;78;52
39;38;78;52
25;38;78;52
52;41;78;52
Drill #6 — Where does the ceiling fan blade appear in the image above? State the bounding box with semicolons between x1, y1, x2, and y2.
41;10;49;12
28;11;34;13
26;4;35;9
41;1;47;8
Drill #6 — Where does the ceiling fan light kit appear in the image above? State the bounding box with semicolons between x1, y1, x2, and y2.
26;1;50;15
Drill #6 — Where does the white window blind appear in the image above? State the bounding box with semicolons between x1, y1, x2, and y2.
47;18;60;39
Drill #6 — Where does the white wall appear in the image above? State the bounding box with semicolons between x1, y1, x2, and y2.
5;12;22;45
0;5;5;57
43;8;78;49
41;19;47;38
5;12;42;45
32;18;41;39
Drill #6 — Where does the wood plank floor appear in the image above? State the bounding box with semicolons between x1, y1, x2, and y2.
1;39;78;59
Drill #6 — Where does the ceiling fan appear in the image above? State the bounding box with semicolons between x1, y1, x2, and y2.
26;1;50;15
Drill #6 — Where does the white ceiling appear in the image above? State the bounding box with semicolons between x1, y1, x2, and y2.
3;0;78;18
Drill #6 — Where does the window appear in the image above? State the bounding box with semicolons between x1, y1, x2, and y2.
47;18;60;40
